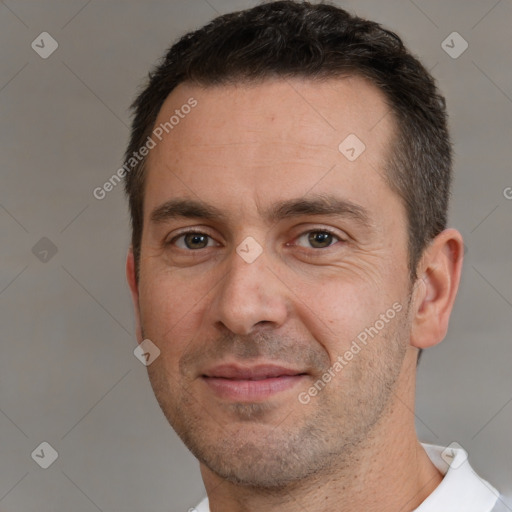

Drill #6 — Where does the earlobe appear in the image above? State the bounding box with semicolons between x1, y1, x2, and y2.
410;229;464;350
126;247;143;343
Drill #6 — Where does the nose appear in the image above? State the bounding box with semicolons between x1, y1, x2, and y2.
210;245;290;336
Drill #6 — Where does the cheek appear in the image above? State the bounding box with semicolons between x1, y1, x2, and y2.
137;271;211;352
289;275;384;360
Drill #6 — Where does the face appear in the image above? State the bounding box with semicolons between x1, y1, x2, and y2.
129;77;416;487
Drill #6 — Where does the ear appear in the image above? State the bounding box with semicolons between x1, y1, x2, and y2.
126;247;143;343
410;229;464;349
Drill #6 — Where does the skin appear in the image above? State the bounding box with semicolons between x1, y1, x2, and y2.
126;76;464;511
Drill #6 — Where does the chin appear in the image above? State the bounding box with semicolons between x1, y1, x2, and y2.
186;422;340;490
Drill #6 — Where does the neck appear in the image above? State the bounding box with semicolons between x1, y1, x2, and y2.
201;350;443;512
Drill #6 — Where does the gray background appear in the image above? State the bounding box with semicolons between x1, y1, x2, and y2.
0;0;511;511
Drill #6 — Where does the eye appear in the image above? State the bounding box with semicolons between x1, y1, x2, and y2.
171;231;218;250
295;230;342;249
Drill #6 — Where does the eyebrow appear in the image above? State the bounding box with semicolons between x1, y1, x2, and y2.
150;194;372;229
150;199;228;224
266;195;372;228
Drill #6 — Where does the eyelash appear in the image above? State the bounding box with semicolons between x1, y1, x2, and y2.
168;228;345;250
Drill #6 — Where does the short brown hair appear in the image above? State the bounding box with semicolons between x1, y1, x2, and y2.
124;0;452;287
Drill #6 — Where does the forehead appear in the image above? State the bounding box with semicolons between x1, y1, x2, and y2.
143;76;398;223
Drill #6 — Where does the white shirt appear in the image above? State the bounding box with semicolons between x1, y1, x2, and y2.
190;443;503;511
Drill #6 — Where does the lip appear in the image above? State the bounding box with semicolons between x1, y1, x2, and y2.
201;364;307;401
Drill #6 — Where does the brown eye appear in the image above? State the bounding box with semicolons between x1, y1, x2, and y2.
295;230;340;249
185;233;209;249
308;231;334;248
172;232;214;250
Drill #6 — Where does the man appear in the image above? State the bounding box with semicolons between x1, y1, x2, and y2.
124;1;504;510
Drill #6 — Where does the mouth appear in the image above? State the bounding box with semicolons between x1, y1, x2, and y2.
201;364;308;401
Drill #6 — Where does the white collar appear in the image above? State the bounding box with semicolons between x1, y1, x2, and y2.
414;442;500;511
